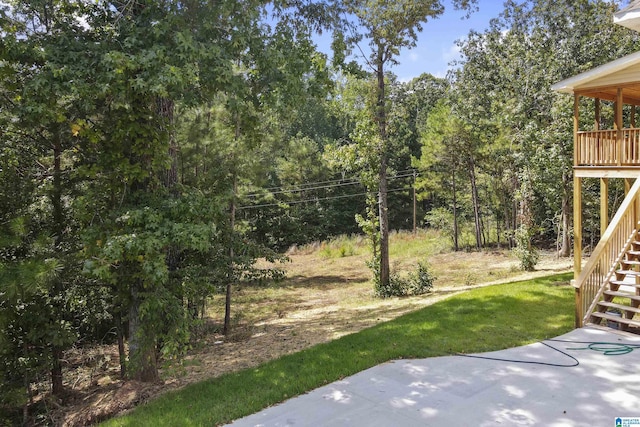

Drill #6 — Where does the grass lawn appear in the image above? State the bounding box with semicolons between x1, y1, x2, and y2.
103;272;574;427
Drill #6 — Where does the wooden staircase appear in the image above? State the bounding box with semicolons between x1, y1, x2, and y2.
587;235;640;333
575;178;640;333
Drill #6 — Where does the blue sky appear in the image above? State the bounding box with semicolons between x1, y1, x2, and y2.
389;0;506;81
314;1;507;82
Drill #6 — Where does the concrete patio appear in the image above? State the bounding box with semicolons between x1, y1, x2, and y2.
227;327;640;426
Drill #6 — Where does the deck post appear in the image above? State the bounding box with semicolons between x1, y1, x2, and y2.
573;94;580;167
600;178;608;236
616;88;623;166
574;176;582;278
574;175;583;328
573;94;583;327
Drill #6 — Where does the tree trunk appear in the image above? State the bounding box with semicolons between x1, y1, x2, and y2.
224;115;240;336
50;138;64;396
468;157;482;250
376;49;390;288
452;169;459;252
412;171;417;234
224;173;237;336
128;284;159;382
126;97;176;382
116;308;126;379
496;210;501;249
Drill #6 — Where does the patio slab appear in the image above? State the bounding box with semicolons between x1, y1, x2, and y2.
226;327;640;426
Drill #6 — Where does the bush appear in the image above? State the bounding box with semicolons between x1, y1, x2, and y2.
374;261;436;298
407;262;436;295
513;225;539;271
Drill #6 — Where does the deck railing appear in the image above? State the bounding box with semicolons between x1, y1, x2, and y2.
576;128;640;166
575;178;640;326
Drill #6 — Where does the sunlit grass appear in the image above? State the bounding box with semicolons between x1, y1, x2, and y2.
104;273;573;427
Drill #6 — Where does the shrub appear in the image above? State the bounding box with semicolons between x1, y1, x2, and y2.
407;262;436;295
513;224;539;271
374;261;436;298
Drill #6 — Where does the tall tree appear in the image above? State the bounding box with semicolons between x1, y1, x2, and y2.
339;0;478;288
416;100;470;251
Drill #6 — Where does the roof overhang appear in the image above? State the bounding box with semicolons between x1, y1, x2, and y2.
614;0;640;32
551;50;640;105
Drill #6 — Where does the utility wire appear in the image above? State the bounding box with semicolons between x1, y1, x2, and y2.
248;172;416;197
237;186;413;210
243;169;418;197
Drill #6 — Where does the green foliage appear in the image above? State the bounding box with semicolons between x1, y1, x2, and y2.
375;261;436;298
513;224;540;272
424;207;453;230
409;261;437;295
103;273;572;427
452;0;640;251
318;237;360;259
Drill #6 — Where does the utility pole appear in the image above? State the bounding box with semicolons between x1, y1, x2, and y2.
413;170;417;233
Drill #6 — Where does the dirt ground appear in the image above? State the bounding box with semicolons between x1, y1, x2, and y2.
54;250;571;426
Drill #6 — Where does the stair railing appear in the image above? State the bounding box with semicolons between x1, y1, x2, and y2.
576;178;640;326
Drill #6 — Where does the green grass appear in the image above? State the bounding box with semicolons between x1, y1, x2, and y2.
388;228;450;258
103;272;573;427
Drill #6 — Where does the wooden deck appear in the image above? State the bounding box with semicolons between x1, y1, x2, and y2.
576;128;640;166
574;128;640;177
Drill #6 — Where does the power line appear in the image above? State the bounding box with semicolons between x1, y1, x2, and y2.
237;186;413;210
249;168;417;193
242;170;418;198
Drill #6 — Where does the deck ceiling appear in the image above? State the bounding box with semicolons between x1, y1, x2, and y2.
576;83;640;106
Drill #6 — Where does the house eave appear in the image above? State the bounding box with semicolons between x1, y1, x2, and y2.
614;1;640;32
551;50;640;94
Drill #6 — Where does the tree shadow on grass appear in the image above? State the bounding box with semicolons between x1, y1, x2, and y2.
110;275;574;427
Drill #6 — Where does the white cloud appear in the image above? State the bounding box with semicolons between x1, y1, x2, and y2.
442;43;462;64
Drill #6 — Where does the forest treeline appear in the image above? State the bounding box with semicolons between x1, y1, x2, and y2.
1;0;639;423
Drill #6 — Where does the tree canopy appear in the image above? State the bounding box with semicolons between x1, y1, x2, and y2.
2;0;638;423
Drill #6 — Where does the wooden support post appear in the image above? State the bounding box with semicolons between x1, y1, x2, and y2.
632;105;636;128
574;95;580;167
616;88;623;166
600;178;608;236
573;93;581;279
594;98;600;130
573;93;583;327
574;175;583;327
626;178;633;195
574;176;582;279
575;287;583;328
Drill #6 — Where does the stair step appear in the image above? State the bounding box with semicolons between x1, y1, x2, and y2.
610;281;640;288
597;301;640;314
627;250;640;257
604;290;640;302
621;259;640;266
616;269;640;276
591;311;640;328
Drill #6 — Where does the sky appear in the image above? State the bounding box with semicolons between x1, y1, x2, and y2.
313;1;507;82
328;0;634;82
389;0;506;81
